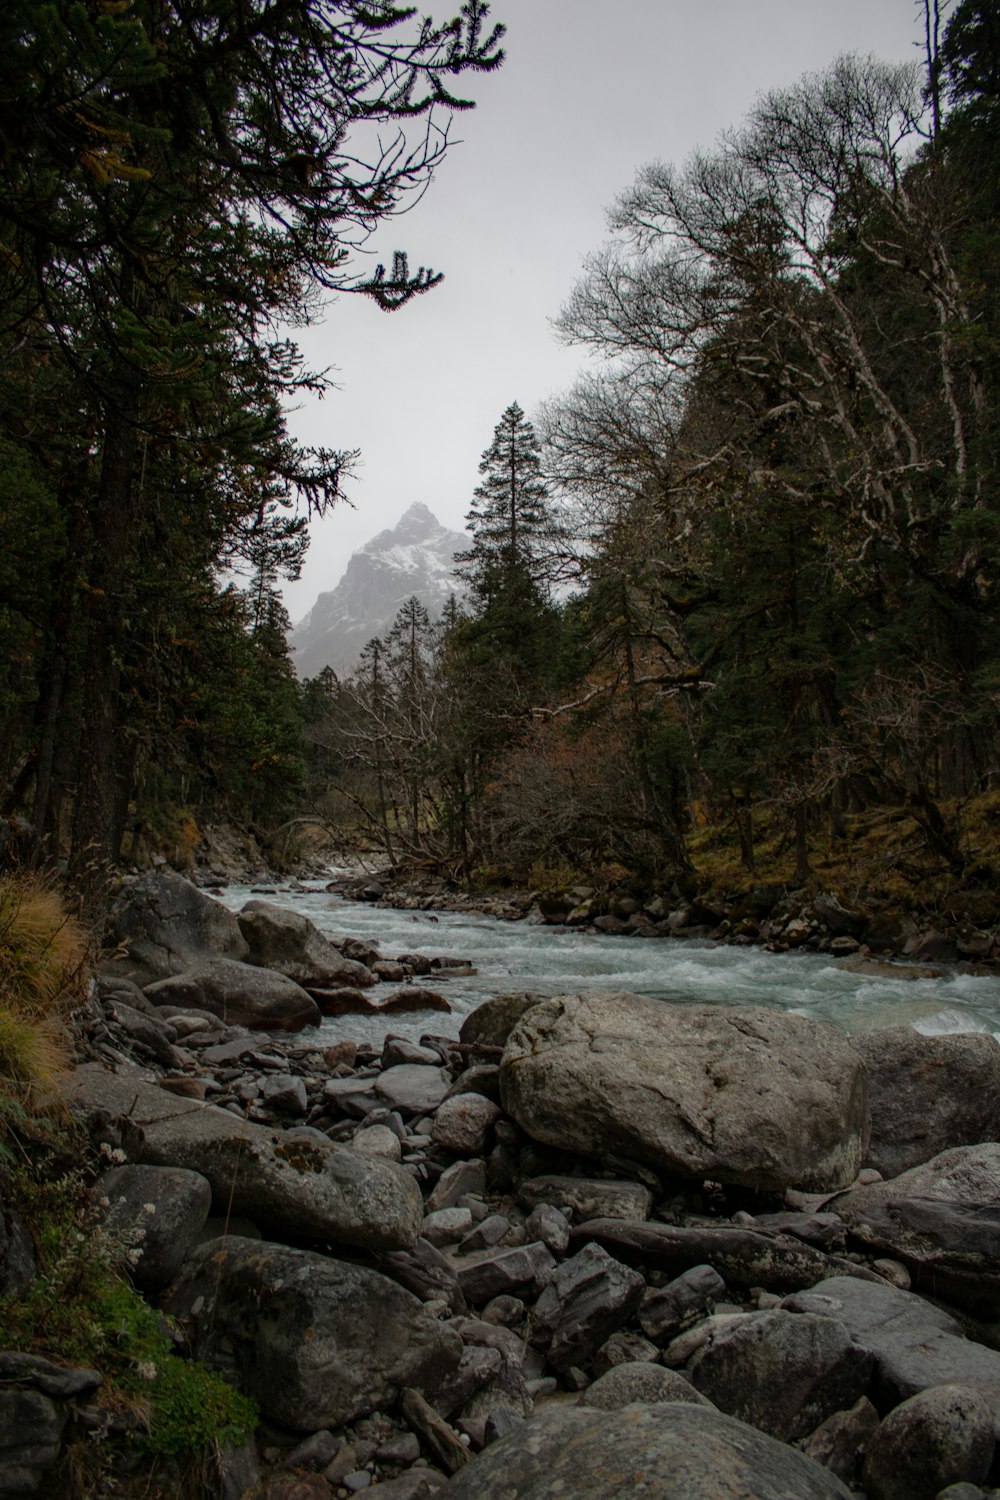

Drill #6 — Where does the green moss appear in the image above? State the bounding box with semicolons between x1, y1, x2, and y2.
0;1155;257;1474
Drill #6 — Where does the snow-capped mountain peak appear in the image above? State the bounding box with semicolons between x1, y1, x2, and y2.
290;503;467;679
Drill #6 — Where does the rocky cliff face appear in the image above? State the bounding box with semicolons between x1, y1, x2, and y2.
290;502;466;679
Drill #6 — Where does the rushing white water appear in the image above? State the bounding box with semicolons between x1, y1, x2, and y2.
220;881;1000;1048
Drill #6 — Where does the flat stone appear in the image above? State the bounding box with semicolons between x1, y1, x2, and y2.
518;1175;652;1223
377;1065;452;1115
457;1243;556;1306
783;1277;1000;1421
423;1208;474;1248
66;1065;422;1253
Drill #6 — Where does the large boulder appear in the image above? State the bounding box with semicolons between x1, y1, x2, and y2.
783;1277;1000;1420
460;993;546;1051
65;1065;423;1253
831;1145;1000;1316
854;1027;1000;1178
237;900;375;989
107;870;249;986
436;1400;854;1499
688;1309;873;1443
144;957;320;1032
163;1237;462;1431
861;1384;994;1500
500;994;869;1193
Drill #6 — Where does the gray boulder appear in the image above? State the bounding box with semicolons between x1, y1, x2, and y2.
861;1385;994;1500
108;870;249;986
459;993;546;1051
97;1164;212;1291
66;1065;423;1252
500;994;869;1193
783;1277;1000;1420
237;900;375;988
832;1145;1000;1314
144;957;320;1032
163;1237;462;1430
689;1309;873;1443
436;1400;854;1498
855;1027;1000;1178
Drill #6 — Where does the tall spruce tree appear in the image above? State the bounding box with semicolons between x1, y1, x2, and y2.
0;0;504;908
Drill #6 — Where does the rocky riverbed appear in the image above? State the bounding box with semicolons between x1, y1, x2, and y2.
9;870;1000;1498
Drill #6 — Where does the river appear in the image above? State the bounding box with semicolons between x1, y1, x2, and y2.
219;880;1000;1049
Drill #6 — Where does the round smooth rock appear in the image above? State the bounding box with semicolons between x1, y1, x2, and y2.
436;1400;853;1498
862;1384;994;1500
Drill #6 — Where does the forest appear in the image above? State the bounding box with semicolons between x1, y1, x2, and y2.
2;0;1000;922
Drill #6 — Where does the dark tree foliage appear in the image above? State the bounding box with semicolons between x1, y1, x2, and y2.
0;0;503;905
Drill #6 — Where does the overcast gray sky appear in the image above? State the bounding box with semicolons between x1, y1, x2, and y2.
281;0;924;624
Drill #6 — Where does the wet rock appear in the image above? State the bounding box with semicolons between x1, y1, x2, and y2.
422;1208;474;1248
238;899;374;988
862;1385;994;1500
689;1310;873;1443
783;1277;1000;1420
832;1145;1000;1314
164;1237;462;1431
376;1239;466;1315
0;1389;66;1496
426;1160;487;1214
379;989;452;1015
458;994;545;1051
800;1395;880;1486
0;1193;36;1297
104;999;181;1067
351;1125;403;1162
500;994;869;1193
637;1264;727;1343
523;1204;570;1256
457;1243;556;1306
260;1073;309;1116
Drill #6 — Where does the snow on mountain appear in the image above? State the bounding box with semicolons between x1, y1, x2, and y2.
290;502;467;679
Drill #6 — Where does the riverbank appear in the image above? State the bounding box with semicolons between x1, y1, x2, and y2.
326;865;1000;976
9;872;1000;1497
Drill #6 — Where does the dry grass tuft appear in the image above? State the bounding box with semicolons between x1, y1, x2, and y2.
0;876;88;1105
